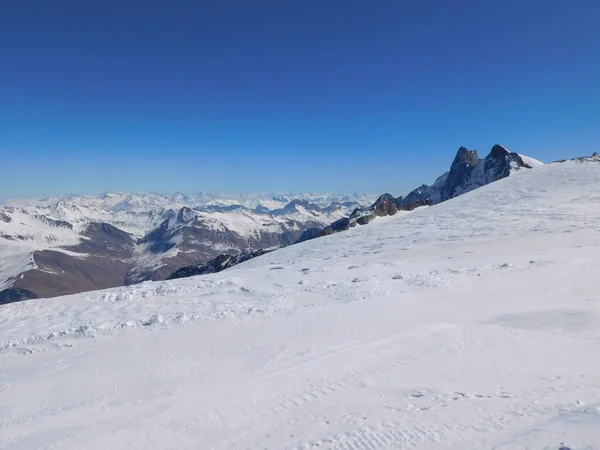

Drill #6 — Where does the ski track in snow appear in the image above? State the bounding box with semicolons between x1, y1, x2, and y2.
1;161;600;449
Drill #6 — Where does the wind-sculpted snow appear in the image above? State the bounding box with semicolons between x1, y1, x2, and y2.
1;160;600;449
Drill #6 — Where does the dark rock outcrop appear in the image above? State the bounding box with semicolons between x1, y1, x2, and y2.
167;249;274;280
317;217;355;237
440;144;531;201
0;211;12;223
295;227;323;244
176;206;196;223
483;144;531;180
0;288;37;305
440;147;482;201
302;195;433;241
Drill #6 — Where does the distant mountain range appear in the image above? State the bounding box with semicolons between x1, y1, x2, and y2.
0;145;542;304
0;193;374;303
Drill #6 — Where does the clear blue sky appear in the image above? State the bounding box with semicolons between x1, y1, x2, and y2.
1;0;599;199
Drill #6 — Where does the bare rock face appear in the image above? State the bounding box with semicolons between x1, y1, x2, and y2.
0;211;12;223
440;145;532;201
295;227;323;244
306;195;432;240
0;288;37;305
167;249;274;279
440;147;482;201
318;217;355;236
483;144;531;181
372;194;400;217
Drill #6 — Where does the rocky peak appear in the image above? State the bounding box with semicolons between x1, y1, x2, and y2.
371;193;399;217
451;146;480;169
162;209;176;220
442;147;481;201
484;145;531;178
488;144;511;159
374;193;396;203
176;207;196;224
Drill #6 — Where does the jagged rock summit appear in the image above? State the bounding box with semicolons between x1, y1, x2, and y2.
297;144;537;243
403;144;533;205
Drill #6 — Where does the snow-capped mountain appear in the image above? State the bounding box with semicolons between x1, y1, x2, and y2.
1;156;599;449
0;194;368;303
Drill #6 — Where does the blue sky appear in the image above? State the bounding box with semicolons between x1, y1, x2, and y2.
1;0;599;199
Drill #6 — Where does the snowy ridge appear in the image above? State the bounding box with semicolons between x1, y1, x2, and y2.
0;159;599;449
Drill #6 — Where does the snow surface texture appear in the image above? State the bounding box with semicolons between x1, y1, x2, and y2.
1;160;600;449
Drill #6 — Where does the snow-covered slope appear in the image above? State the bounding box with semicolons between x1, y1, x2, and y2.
1;158;599;449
